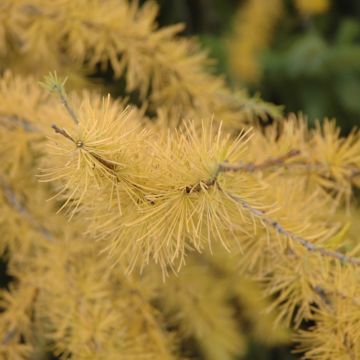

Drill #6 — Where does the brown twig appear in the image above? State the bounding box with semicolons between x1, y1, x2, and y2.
226;192;360;266
51;124;76;144
218;149;301;173
184;149;301;194
52;125;117;172
218;149;360;183
351;169;360;179
0;176;53;241
0;114;39;133
312;284;360;308
1;328;16;345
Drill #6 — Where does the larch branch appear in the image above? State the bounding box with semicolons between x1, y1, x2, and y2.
184;150;301;193
1;328;16;345
0;114;39;133
218;149;301;173
52;124;76;144
0;176;53;241
58;90;79;125
52;125;117;172
226;192;360;266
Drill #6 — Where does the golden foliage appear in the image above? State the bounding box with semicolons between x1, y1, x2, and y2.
294;0;331;16
2;69;360;359
0;0;281;128
0;1;359;360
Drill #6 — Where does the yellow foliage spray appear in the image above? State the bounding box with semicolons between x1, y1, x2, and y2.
0;1;359;360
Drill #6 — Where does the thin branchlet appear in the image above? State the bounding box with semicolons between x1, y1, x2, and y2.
226;191;360;266
218;149;301;173
185;149;301;193
275;161;360;181
185;149;359;194
312;284;360;308
0;114;39;133
45;74;117;174
51;125;117;173
182;149;360;267
0;176;53;241
350;169;360;178
52;124;76;145
58;90;79;125
40;72;78;124
1;328;16;345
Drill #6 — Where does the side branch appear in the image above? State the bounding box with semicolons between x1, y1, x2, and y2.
58;90;78;125
0;114;39;133
218;149;301;173
351;169;360;178
52;124;76;144
0;176;53;241
1;328;16;345
41;72;78;124
218;150;360;183
52;125;117;172
312;284;360;308
185;150;300;193
226;192;360;266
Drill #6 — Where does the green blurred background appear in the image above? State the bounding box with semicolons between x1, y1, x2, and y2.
155;0;360;134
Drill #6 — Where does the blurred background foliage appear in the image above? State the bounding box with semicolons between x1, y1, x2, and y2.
155;0;360;133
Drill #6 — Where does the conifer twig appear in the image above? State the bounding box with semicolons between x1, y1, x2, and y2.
185;150;300;193
312;284;360;307
1;328;16;345
0;176;53;241
351;169;360;178
218;150;360;183
51;124;76;144
225;192;360;266
218;149;301;173
40;72;78;124
58;91;78;125
51;125;118;172
0;114;39;133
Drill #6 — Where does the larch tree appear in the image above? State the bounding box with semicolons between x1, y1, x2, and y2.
1;1;360;360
